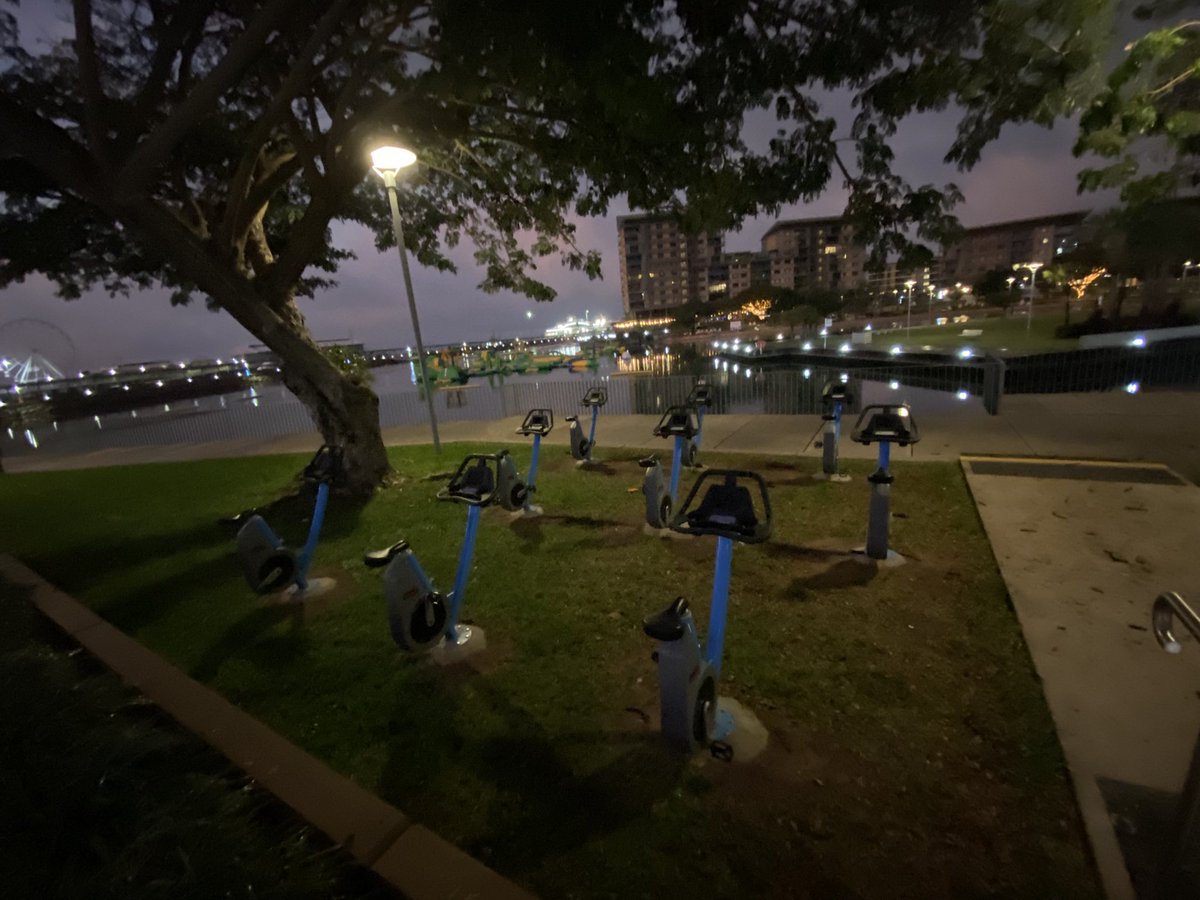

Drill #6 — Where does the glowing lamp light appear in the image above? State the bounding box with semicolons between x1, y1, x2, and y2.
801;342;813;351
958;348;973;359
864;324;873;331
802;368;811;378
956;389;969;400
1125;381;1140;394
744;368;751;378
370;145;417;174
838;343;851;354
889;380;900;390
839;372;849;383
889;345;902;356
1130;336;1146;348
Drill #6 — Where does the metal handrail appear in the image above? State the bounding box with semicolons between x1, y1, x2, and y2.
1153;592;1200;654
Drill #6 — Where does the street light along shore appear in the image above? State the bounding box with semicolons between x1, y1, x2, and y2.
372;144;441;453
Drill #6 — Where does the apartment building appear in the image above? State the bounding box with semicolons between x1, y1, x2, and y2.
617;213;723;317
939;211;1087;286
761;217;870;292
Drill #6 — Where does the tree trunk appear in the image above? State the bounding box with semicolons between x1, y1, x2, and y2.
223;290;391;495
115;202;391;493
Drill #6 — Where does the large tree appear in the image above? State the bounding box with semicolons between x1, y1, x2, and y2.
0;0;1109;491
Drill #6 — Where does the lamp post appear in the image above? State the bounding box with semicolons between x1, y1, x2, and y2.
904;279;916;338
372;145;440;453
1184;260;1197;288
1013;261;1043;337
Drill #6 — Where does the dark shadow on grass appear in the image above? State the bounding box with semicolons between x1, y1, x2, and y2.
785;559;877;602
218;484;371;546
465;729;685;873
763;541;853;562
375;672;686;879
92;555;236;634
765;475;827;488
508;516;545;551
188;602;309;682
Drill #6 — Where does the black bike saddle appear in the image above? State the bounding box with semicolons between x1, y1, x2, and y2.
643;597;689;641
363;540;409;568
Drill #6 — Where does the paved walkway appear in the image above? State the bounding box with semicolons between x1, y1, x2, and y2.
8;388;1200;483
962;457;1200;900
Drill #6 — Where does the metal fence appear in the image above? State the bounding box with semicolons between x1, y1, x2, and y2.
6;338;1198;461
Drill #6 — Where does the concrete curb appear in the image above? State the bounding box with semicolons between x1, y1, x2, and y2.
0;555;535;900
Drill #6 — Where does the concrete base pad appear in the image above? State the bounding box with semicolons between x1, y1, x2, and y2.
278;576;338;603
642;523;689;540
430;625;487;666
719;697;768;763
851;547;906;567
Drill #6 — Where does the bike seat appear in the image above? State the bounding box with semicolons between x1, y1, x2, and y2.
687;483;758;537
638;456;659;468
565;415;580;424
363;540;409;568
643;597;689;641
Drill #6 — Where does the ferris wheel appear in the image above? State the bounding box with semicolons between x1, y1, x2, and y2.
0;319;79;386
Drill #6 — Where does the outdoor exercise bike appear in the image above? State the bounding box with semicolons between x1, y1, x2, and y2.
513;408;553;515
234;444;343;597
493;448;528;513
684;379;714;467
641;405;700;529
803;379;854;481
643;469;772;753
567;387;607;463
850;403;920;563
362;452;503;656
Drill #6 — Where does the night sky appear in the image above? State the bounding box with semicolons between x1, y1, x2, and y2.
1;5;1119;371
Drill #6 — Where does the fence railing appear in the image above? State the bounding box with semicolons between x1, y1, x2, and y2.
6;338;1198;461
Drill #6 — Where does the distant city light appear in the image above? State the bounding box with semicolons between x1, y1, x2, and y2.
956;389;969;400
155;380;164;387
802;368;811;378
1130;336;1146;348
838;343;850;354
744;368;751;378
958;348;973;359
889;380;900;390
890;345;903;355
864;324;872;331
1125;381;1140;394
801;342;812;351
839;372;849;383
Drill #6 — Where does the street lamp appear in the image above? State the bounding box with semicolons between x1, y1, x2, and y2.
904;279;916;338
1184;260;1197;287
372;144;440;453
1013;261;1043;336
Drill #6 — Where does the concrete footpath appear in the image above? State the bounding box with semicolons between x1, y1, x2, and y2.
8;388;1200;484
962;457;1200;900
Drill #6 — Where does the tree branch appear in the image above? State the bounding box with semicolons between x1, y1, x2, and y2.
115;0;297;200
71;0;109;166
219;0;360;247
0;96;107;206
262;152;369;295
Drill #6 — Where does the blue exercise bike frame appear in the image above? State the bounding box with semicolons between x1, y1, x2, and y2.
234;445;342;595
642;469;772;753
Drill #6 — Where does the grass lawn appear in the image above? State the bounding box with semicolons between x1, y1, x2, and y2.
0;576;394;899
0;444;1101;899
871;313;1076;355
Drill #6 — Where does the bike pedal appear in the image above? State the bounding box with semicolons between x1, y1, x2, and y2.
710;741;734;762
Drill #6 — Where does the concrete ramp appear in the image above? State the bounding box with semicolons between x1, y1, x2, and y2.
962;455;1200;900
